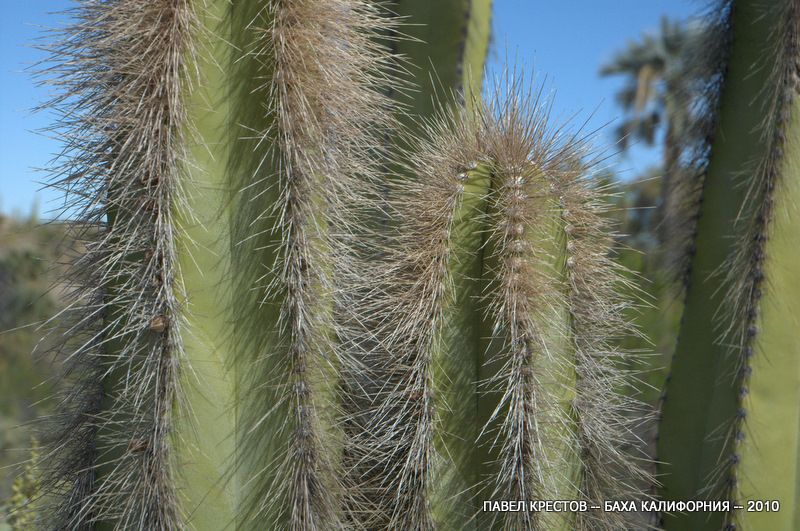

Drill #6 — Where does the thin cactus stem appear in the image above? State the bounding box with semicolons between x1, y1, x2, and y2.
337;3;492;526
370;110;488;530
658;1;800;529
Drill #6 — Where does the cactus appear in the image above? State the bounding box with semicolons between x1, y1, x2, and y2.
32;1;648;530
37;0;394;528
657;1;800;529
34;0;495;529
348;80;648;530
385;0;492;113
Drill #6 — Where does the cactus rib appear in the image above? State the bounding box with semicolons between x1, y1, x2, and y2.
230;0;397;528
658;1;800;529
36;0;195;528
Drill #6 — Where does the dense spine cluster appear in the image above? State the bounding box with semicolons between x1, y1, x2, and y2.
480;91;646;530
36;0;396;528
355;82;647;531
560;171;646;531
232;0;395;529
481;135;562;531
354;111;486;530
37;1;193;528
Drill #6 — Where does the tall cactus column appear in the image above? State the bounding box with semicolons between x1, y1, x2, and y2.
740;103;800;530
38;0;219;527
361;86;646;531
38;0;393;529
658;1;800;529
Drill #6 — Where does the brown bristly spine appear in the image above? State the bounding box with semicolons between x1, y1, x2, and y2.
36;0;194;528
481;84;648;530
482;153;555;531
560;172;648;530
363;109;484;530
715;1;800;527
239;0;396;528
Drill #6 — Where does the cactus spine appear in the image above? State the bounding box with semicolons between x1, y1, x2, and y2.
36;0;497;529
658;1;800;529
39;1;195;527
358;83;646;530
228;0;395;528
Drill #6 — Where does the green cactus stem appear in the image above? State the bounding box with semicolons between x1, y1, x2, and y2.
386;0;492;114
658;1;800;529
360;80;646;531
37;0;394;529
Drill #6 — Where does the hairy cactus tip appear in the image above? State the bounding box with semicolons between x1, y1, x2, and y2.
349;72;652;531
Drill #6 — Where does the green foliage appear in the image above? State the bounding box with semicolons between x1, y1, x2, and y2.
5;439;39;530
0;216;67;502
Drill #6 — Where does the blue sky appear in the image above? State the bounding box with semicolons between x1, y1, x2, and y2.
0;1;698;218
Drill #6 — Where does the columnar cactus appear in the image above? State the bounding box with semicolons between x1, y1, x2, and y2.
36;1;492;529
658;1;800;529
33;1;646;530
349;83;647;530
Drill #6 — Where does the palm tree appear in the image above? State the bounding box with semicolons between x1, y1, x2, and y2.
600;17;706;242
